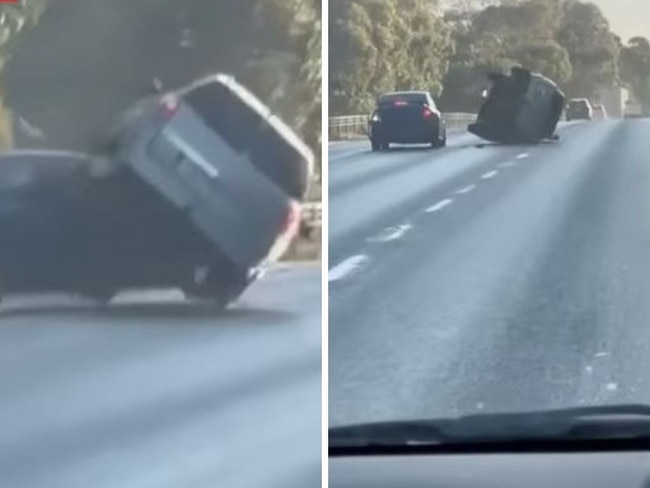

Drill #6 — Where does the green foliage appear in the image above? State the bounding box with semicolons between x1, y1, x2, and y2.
441;0;570;110
0;0;321;180
0;0;47;147
333;0;633;114
556;0;620;97
0;0;46;63
619;36;650;112
330;0;452;115
439;0;622;110
249;0;322;178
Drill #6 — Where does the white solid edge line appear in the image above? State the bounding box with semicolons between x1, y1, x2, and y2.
455;184;476;194
426;198;453;213
481;170;498;179
516;153;529;159
328;255;369;282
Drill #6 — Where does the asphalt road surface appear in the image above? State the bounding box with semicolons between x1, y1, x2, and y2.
329;119;650;427
0;263;321;488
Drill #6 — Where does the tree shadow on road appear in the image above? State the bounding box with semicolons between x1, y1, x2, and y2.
474;139;560;149
380;145;437;153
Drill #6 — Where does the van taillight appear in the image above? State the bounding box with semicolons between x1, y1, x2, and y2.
266;200;302;263
281;200;301;236
161;96;179;118
423;107;435;119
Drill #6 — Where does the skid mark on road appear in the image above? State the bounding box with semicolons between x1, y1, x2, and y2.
425;199;453;213
329;255;369;283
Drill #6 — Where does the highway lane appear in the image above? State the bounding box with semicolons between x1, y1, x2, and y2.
329;119;650;427
0;263;321;488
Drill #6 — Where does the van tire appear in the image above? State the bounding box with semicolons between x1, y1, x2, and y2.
182;263;251;309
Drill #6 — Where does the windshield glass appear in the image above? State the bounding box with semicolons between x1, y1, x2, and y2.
329;0;650;435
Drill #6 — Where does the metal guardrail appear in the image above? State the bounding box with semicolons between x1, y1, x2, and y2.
301;202;322;227
300;201;322;239
328;115;368;140
444;112;478;129
329;112;477;140
283;201;321;261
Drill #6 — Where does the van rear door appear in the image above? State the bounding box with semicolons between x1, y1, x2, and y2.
141;104;290;268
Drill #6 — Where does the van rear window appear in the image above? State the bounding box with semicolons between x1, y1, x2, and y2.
183;82;267;154
181;80;309;199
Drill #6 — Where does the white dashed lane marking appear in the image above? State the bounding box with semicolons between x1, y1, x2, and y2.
425;199;453;213
368;224;412;243
481;170;498;179
455;184;476;195
329;255;369;282
516;153;530;159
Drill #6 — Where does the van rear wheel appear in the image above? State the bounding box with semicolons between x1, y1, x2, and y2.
182;263;251;309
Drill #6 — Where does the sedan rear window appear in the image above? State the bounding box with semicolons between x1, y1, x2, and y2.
568;100;588;109
377;93;428;105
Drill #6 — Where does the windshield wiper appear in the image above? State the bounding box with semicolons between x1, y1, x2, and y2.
330;404;650;454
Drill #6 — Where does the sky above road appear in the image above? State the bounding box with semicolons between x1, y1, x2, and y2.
591;0;649;41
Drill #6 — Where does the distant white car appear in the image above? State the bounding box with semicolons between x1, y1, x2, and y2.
624;99;643;119
592;104;607;120
566;98;593;121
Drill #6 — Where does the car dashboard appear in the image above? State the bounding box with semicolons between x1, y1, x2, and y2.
330;451;650;488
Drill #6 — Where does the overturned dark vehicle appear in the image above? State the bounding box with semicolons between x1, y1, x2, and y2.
0;74;313;307
468;67;565;144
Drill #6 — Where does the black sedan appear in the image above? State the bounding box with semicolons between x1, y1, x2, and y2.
368;91;447;151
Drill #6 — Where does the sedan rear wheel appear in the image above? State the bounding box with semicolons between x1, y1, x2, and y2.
439;130;447;147
431;134;446;149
